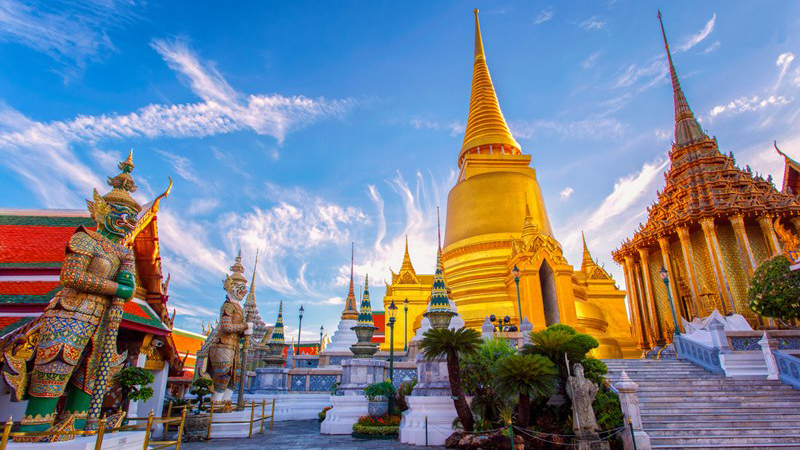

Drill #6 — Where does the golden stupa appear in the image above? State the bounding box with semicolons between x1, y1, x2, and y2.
382;10;638;359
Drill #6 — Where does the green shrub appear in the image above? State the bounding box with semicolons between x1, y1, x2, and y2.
352;423;399;435
748;256;800;322
365;381;395;401
581;357;608;386
594;387;624;432
115;367;154;411
357;414;401;427
318;406;332;421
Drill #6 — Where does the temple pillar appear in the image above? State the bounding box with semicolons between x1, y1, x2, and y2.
637;247;665;346
758;214;782;257
657;235;683;333
632;261;655;349
623;255;649;350
676;226;702;318
699;217;736;315
730;214;757;274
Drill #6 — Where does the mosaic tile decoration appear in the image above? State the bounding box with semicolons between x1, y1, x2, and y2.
290;375;307;391
390;368;417;389
309;374;337;391
730;336;761;351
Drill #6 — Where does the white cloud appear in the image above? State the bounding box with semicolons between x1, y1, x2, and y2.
613;57;667;90
774;52;795;93
533;9;554;25
0;0;138;76
581;52;601;70
708;95;791;119
676;13;716;52
409;118;465;137
560;187;574;200
511;118;627;141
703;41;720;54
189;197;221;215
579;16;606;30
0;39;356;208
157;150;202;184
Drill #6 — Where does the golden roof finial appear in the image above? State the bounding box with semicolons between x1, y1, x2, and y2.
521;194;537;241
581;231;597;272
400;235;416;275
460;9;521;167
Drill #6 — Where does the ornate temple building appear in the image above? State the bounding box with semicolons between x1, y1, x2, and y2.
383;11;637;358
611;15;800;350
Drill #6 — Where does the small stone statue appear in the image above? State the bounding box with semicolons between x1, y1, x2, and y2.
566;363;609;450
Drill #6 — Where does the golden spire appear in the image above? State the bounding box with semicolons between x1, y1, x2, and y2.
341;242;359;320
581;231;596;272
400;235;416;275
658;11;708;148
521;194;537;242
459;9;521;167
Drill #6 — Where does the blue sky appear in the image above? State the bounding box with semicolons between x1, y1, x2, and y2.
2;0;799;339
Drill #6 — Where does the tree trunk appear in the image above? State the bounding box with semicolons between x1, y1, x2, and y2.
447;351;474;432
517;393;530;427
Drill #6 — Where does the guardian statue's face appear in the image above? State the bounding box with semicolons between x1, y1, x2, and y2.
225;277;247;302
103;202;138;237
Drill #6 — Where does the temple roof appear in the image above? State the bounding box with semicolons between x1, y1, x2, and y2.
459;9;520;165
776;142;800;195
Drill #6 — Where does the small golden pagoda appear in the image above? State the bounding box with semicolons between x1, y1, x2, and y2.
611;13;800;350
383;10;638;358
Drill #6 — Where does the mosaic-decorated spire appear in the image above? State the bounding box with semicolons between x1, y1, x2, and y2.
357;275;375;326
341;243;359;320
243;250;267;339
658;11;708;148
269;301;285;344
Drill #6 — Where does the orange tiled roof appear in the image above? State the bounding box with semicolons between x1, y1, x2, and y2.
0;214;95;267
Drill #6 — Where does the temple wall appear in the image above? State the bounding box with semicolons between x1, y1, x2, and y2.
717;223;753;319
648;250;672;337
691;228;717;311
747;224;771;267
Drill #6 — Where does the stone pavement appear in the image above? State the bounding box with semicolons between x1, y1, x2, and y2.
180;419;446;450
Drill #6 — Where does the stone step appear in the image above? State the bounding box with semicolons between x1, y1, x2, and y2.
644;409;800;417
638;392;800;401
644;412;800;421
645;419;800;429
636;384;791;391
639;395;800;403
653;444;800;450
651;435;800;445
648;427;800;437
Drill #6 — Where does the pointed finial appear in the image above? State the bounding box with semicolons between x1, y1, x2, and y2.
581;231;597;271
474;9;485;60
437;206;442;250
405;235;409;254
250;249;260;288
657;10;708;148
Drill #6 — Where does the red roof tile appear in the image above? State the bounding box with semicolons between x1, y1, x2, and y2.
0;225;87;266
0;281;60;295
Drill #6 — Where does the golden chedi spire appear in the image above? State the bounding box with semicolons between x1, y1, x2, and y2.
341;242;359;320
521;195;537;242
581;231;596;272
459;9;521;167
400;235;416;275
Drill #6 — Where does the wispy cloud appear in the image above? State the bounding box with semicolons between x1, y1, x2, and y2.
511;118;627;141
533;8;554;25
0;0;140;79
579;16;606;30
560;187;574;200
157;149;202;184
409;118;465;136
581;52;601;70
774;52;795;93
703;41;720;54
675;13;716;52
708;95;791;120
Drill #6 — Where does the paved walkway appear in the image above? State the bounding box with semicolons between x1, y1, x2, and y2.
180;419;445;450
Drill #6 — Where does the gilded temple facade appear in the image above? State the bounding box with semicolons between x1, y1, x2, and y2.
383;11;638;359
611;16;800;350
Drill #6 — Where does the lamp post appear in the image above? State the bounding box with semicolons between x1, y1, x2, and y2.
660;266;681;336
403;298;409;352
512;265;522;324
388;300;398;413
319;325;324;351
296;305;304;355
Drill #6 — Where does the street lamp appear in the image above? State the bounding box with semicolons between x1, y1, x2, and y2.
297;305;305;355
660;266;681;336
512;265;522;324
403;298;409;352
388;300;398;414
319;325;324;351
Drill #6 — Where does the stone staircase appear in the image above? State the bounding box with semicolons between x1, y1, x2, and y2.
604;358;800;450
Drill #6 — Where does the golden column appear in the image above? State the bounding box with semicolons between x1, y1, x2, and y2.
623;255;649;350
676;226;701;316
699;217;735;315
730;214;757;274
758;215;782;257
637;247;664;346
657;235;683;328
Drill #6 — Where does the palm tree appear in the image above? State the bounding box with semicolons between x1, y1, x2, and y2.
495;354;557;427
420;327;482;431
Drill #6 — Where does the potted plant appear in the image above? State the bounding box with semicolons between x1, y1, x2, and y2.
364;381;395;417
114;367;155;417
183;378;213;441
